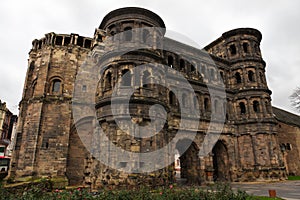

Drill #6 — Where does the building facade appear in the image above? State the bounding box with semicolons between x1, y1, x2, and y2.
273;107;300;176
0;99;17;158
10;7;287;189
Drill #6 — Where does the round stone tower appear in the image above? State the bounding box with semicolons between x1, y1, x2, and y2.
206;28;286;181
83;7;174;189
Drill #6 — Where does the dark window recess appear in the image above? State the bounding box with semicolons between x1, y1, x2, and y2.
110;31;116;41
84;39;92;48
64;37;71;46
143;70;151;88
82;85;87;92
42;140;49;149
201;66;205;75
31;81;37;97
55;36;63;45
243;43;249;53
143;29;149;43
248;70;255;82
180;59;185;71
168;56;174;68
229;44;237;55
121;69;131;86
169;91;176;105
239;102;246;114
38;40;43;49
220;71;224;81
204;98;209;111
119;162;127;168
139;162;145;168
52;79;61;93
111;31;116;36
286;143;292;150
235;72;242;84
77;36;84;47
124;27;132;41
194;96;199;108
29;61;35;71
253;101;260;112
191;65;196;72
149;140;153;147
210;69;215;80
105;72;112;89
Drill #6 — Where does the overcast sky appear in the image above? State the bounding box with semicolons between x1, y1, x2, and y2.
0;0;299;115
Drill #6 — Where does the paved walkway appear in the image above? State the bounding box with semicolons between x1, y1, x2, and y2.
231;181;300;200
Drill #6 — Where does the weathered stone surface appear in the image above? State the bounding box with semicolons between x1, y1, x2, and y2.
10;7;290;189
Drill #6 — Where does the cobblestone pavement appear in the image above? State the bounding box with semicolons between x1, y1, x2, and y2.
231;181;300;200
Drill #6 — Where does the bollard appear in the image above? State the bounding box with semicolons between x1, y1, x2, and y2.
268;189;276;198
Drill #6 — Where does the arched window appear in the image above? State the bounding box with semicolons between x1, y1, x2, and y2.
253;100;260;113
168;56;174;68
142;29;149;43
235;72;242;84
124;27;132;41
51;79;61;94
229;44;237;55
243;42;249;53
204;98;210;111
248;70;255;82
105;71;112;89
169;91;176;105
142;70;151;88
180;59;185;71
239;102;246;114
82;85;87;92
191;64;196;72
121;69;131;86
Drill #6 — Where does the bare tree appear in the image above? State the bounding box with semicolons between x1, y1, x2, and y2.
290;87;300;112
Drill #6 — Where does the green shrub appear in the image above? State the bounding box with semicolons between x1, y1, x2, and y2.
0;182;258;200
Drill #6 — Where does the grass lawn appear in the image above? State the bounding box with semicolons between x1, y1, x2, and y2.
288;176;300;180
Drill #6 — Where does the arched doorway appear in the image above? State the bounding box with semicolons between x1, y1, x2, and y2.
175;139;201;184
66;118;93;185
212;141;230;181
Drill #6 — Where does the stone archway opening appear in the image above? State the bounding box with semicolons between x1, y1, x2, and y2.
212;141;230;182
175;139;201;185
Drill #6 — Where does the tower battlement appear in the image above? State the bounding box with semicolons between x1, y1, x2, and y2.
31;33;93;51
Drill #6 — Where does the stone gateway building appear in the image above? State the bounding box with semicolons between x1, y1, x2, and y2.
10;7;289;189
